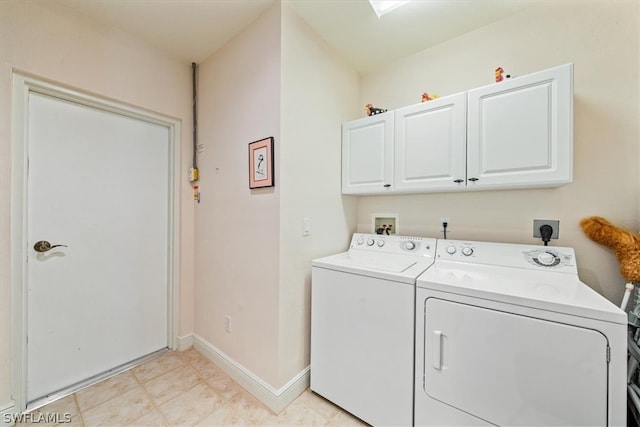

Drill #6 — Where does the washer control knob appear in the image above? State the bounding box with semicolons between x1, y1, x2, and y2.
377;239;385;247
366;238;375;246
537;251;556;266
405;241;416;251
462;247;474;256
446;245;456;255
356;237;364;245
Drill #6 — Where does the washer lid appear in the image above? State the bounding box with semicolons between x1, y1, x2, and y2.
312;250;435;284
417;261;626;324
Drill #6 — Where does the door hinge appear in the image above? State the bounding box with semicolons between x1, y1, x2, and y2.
606;345;610;363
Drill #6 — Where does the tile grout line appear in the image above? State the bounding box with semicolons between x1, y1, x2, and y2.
179;347;249;425
142;356;221;427
174;348;222;425
71;394;85;427
181;348;269;427
131;356;191;427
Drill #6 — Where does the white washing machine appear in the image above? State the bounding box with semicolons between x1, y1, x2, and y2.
311;233;437;426
415;239;627;427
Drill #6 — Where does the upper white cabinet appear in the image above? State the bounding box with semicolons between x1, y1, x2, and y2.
394;92;467;193
342;111;393;194
341;63;573;195
466;63;573;190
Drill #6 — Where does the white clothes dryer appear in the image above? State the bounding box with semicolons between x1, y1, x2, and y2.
415;239;626;427
311;233;437;426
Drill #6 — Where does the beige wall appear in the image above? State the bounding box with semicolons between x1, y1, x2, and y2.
357;1;639;305
194;3;282;387
0;0;195;410
194;2;359;390
278;5;359;385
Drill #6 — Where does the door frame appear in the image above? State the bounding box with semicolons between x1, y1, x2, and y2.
11;74;181;413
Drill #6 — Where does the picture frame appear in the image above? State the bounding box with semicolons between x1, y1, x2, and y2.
249;137;274;189
372;214;399;235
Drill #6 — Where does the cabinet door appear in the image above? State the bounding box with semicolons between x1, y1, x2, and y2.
467;63;573;190
424;298;608;426
394;93;467;192
342;111;393;194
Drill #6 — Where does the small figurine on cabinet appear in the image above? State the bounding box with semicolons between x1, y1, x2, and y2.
421;92;439;102
365;104;388;116
495;67;513;82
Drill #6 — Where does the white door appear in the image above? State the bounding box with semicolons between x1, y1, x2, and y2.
466;63;573;190
26;92;170;403
341;111;394;195
423;298;608;426
394;93;467;192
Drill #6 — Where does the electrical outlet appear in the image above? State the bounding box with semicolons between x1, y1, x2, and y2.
533;219;560;239
224;315;231;334
440;217;451;232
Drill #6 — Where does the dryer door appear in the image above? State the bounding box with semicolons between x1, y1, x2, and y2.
423;298;608;426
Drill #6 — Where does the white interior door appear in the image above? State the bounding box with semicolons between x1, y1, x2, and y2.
26;92;170;403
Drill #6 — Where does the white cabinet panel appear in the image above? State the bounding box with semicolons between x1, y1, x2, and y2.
341;64;573;195
394;93;467;192
341;111;393;194
467;63;573;190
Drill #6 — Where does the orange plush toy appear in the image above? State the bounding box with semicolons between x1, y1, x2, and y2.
580;216;640;283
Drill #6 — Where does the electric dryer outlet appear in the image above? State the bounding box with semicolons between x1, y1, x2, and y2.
533;219;559;239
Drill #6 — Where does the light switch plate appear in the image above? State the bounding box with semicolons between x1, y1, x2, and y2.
303;218;311;236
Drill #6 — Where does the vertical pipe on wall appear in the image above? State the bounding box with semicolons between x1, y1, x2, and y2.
192;62;198;169
191;62;200;203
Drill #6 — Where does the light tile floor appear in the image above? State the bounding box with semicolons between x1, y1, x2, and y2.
17;348;368;427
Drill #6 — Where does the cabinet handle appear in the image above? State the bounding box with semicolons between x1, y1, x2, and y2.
383;184;391;188
468;177;479;182
453;179;464;183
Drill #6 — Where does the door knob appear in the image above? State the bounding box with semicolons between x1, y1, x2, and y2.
33;241;68;253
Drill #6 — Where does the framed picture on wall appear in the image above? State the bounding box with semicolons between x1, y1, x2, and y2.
249;137;274;189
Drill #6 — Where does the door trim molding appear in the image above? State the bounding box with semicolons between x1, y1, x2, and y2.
11;74;181;414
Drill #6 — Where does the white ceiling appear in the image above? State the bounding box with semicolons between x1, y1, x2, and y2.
56;0;533;73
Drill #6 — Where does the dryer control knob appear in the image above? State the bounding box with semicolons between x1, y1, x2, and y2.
462;247;474;256
446;245;456;255
536;251;556;266
366;238;375;246
357;237;364;245
405;241;416;250
377;239;385;247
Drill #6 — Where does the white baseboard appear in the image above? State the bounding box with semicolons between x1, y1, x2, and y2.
192;334;309;414
176;334;194;351
1;401;16;426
